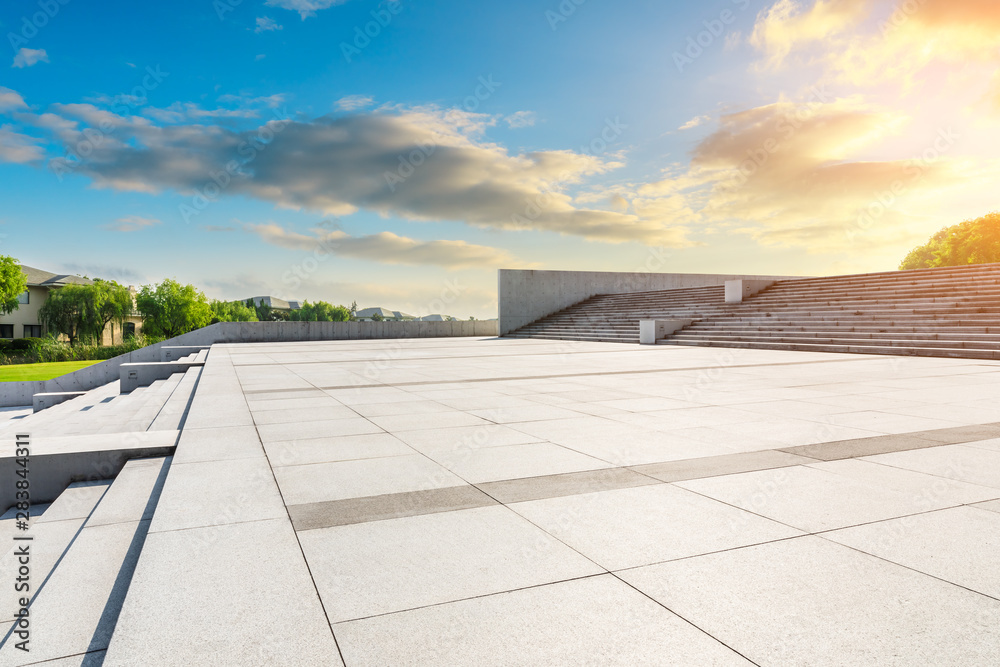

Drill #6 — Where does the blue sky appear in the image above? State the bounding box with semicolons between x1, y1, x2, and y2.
2;0;999;318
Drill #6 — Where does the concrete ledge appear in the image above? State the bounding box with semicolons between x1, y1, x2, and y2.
639;319;693;345
32;391;87;412
120;361;205;394
160;345;209;362
725;279;776;303
0;430;179;511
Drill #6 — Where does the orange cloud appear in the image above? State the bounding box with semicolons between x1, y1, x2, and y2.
752;0;1000;88
627;98;984;252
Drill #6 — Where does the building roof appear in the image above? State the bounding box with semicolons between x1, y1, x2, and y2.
21;265;93;288
356;307;415;320
418;314;451;321
245;296;301;311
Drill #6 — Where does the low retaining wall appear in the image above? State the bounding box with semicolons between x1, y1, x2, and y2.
498;269;803;335
0;319;498;406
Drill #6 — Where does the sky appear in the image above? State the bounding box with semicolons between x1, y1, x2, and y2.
1;0;998;319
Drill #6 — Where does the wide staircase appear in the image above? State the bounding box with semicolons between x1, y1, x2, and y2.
505;263;1000;359
504;285;730;343
0;456;171;664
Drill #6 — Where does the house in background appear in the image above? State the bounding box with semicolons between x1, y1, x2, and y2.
355;307;416;322
244;296;302;314
0;265;142;343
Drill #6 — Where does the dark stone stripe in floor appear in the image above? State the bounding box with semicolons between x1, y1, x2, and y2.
289;485;497;532
288;424;1000;529
630;450;814;483
779;423;1000;461
477;468;660;505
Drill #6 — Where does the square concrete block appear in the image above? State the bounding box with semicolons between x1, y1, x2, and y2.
510;483;801;570
104;518;341;666
620;536;1000;665
273;454;466;505
335;575;752;666
149;457;286;533
675;464;970;533
298;505;603;622
825;505;1000;598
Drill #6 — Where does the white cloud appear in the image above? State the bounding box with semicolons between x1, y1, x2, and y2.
255;54;267;61
505;111;536;128
0;125;44;164
678;115;710;130
255;17;283;33
334;95;374;111
0;87;28;111
101;216;161;232
265;0;350;19
41;105;687;246
245;223;526;269
12;48;48;68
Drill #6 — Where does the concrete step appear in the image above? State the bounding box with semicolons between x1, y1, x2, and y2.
669;332;1000;351
0;457;170;664
148;367;202;431
0;480;110;627
657;337;999;360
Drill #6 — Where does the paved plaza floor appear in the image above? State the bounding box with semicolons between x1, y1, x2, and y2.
96;337;1000;664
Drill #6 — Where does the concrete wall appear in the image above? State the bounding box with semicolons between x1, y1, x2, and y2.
497;269;803;335
0;319;498;406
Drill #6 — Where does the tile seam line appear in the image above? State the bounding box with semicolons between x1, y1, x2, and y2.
812;530;1000;604
232;363;349;667
606;569;763;666
329;573;609;626
240;357;866;393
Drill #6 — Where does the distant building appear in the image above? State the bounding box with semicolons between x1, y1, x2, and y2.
244;296;301;312
355;307;415;321
417;314;454;321
0;264;141;343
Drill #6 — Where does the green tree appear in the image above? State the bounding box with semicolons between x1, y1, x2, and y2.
371;311;385;322
136;279;212;338
349;300;358;321
0;257;28;315
291;301;351;322
39;283;92;345
900;212;1000;269
210;300;259;323
91;279;135;345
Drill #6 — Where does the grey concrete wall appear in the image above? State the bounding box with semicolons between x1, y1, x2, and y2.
0;320;498;406
497;269;804;335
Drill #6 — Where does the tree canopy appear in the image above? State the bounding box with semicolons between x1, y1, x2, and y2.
136;279;212;338
210;300;259;324
0;257;28;316
900;212;1000;270
39;284;92;345
290;300;351;322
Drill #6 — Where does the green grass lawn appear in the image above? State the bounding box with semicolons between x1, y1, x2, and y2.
0;360;101;382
